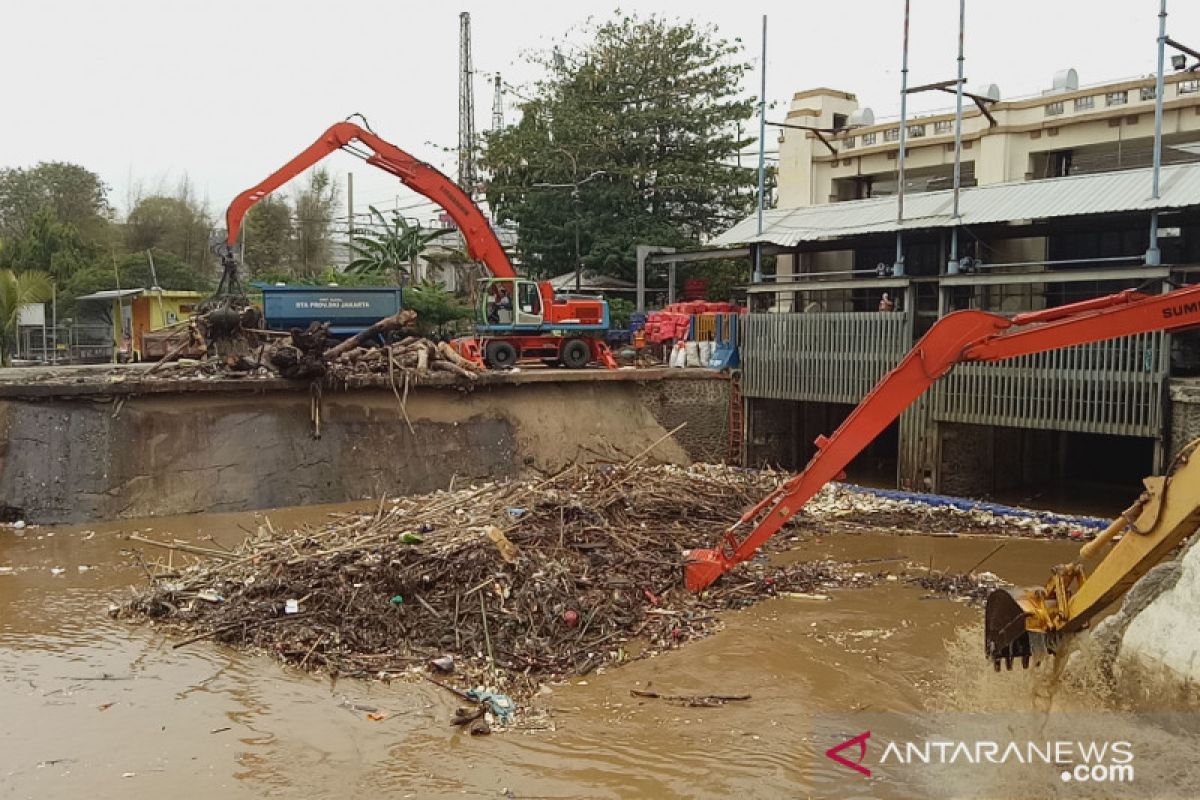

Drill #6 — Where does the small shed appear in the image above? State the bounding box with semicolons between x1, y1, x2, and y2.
75;288;206;360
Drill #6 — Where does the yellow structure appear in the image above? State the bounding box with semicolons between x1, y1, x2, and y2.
775;70;1200;279
76;288;205;361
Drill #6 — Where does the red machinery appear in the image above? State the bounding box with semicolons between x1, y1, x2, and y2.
685;283;1200;592
223;120;616;369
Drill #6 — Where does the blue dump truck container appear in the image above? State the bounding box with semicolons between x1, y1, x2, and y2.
258;285;404;338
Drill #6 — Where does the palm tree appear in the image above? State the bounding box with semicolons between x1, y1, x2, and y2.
345;206;458;285
0;269;55;366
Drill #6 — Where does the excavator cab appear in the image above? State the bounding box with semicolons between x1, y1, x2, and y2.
479;278;545;332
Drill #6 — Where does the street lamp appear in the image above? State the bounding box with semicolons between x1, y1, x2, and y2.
532;148;605;293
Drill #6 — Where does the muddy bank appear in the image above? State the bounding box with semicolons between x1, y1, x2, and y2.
0;373;728;524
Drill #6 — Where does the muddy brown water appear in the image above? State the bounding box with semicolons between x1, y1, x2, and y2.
0;505;1193;799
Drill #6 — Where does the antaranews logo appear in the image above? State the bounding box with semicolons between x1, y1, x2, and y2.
824;731;1134;785
825;731;872;777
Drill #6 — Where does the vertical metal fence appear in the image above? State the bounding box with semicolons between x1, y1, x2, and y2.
932;332;1165;437
742;314;1164;438
742;312;914;404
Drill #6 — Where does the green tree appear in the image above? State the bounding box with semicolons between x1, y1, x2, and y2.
0;208;101;282
292;168;339;278
242;195;294;277
482;13;757;281
0;270;55;366
0;162;111;243
346;206;457;284
404;281;473;335
61;250;214;319
125;190;213;274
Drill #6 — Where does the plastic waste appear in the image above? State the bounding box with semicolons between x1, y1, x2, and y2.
284;599;301;614
466;688;515;723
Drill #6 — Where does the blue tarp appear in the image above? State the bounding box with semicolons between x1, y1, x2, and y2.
844;484;1110;531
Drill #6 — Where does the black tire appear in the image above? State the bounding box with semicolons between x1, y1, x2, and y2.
560;338;591;369
484;340;519;369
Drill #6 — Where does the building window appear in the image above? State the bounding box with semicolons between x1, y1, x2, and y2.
1073;95;1095;111
933;119;954;134
845;136;856;149
1106;90;1128;106
862;131;877;145
1045;101;1064;116
1178;79;1200;95
908;123;926;138
883;127;900;142
1140;85;1157;101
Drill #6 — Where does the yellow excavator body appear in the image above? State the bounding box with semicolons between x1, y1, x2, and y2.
985;437;1200;670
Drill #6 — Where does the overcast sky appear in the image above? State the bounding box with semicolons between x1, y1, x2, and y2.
0;1;1192;225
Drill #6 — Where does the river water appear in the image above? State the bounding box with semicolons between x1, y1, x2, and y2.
1;505;1195;799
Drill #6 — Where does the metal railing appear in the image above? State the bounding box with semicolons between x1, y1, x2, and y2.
16;325;114;364
742;312;913;404
933;332;1165;437
741;314;1165;439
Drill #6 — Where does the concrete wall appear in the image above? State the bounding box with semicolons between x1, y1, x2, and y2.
1089;533;1200;694
1168;379;1200;461
0;375;729;524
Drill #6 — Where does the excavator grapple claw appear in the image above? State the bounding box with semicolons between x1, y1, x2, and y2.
984;588;1034;671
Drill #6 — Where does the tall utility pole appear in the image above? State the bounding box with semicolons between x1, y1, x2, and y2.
1148;0;1168;266
948;0;966;274
491;73;504;132
753;15;767;284
458;12;478;192
346;171;355;252
894;0;911;276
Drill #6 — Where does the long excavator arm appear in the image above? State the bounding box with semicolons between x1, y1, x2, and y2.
685;283;1200;592
224;120;516;279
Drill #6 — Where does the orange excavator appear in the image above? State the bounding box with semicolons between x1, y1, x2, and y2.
685;283;1200;594
221;119;617;369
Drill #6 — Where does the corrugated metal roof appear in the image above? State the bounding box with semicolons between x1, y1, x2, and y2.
714;163;1200;247
75;288;145;301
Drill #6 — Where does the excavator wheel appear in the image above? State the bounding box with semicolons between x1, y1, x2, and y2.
485;340;518;369
560;338;590;369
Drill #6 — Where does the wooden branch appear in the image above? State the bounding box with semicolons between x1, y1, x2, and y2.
324;310;417;360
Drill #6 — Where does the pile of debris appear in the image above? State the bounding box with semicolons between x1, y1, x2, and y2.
117;464;1093;702
117;463;881;699
155;309;484;385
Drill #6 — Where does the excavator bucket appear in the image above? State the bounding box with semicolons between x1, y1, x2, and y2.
984;588;1035;671
684;549;726;593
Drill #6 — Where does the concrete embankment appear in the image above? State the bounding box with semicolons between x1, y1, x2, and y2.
1090;532;1200;693
0;366;729;524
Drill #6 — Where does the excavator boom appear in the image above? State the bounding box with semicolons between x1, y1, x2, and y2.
224;120;516;278
686;282;1200;592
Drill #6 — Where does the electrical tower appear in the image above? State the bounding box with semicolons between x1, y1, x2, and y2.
457;12;477;192
491;73;504;132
